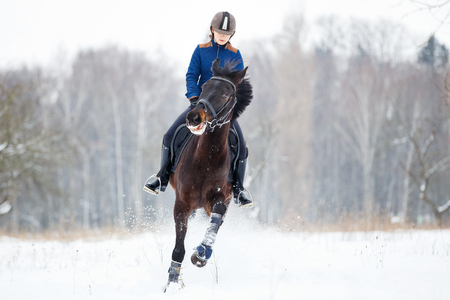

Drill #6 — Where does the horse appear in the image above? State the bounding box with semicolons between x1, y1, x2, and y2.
164;58;252;291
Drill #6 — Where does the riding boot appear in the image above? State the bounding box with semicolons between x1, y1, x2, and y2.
143;143;171;195
233;156;253;207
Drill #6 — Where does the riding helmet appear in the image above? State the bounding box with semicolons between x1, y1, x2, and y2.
211;11;236;36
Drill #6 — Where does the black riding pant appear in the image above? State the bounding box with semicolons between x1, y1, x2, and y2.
163;106;247;160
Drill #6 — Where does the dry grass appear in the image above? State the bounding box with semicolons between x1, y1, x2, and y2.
1;212;449;241
280;212;450;233
0;226;134;242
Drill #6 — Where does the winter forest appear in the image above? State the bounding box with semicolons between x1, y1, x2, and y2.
1;13;450;234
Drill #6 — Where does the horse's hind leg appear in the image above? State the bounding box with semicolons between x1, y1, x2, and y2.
191;201;227;268
165;201;190;291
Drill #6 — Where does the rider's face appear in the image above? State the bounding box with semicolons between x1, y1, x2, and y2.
212;29;231;45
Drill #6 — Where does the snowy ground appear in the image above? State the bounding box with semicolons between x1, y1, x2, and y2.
1;208;449;300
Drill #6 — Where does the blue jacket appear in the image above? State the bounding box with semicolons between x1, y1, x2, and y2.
185;39;244;100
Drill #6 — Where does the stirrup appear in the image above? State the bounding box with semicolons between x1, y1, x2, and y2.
236;188;253;207
143;174;161;195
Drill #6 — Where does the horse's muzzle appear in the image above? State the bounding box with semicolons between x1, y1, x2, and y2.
186;109;207;135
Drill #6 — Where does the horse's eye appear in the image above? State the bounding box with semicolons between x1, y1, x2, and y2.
222;93;229;98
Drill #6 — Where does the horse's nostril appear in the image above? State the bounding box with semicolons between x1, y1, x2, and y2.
187;111;205;127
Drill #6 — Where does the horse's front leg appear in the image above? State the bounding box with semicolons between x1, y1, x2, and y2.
165;200;190;292
191;200;227;267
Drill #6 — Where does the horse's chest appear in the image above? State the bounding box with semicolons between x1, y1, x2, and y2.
180;150;229;186
191;156;228;178
177;140;230;196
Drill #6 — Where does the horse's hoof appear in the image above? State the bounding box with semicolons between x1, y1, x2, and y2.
164;280;184;294
191;251;208;268
164;261;185;294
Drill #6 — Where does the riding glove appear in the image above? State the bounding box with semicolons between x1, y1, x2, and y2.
190;97;198;109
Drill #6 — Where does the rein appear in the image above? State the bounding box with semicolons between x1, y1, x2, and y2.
198;77;237;132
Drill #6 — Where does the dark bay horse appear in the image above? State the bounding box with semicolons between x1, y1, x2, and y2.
164;58;252;291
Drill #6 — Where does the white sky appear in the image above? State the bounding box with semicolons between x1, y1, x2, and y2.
1;0;449;69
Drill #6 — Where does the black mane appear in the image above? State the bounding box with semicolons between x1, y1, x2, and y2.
211;60;253;120
233;77;252;120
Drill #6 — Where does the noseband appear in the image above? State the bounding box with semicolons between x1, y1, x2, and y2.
197;77;237;132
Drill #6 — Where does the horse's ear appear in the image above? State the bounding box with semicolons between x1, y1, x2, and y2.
234;66;248;85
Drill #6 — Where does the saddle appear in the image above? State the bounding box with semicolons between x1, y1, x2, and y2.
169;124;240;182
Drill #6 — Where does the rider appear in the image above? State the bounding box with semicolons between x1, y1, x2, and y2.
144;11;252;207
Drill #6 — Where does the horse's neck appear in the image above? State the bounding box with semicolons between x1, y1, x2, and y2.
195;124;230;158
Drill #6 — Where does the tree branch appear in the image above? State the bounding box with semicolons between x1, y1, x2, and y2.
425;155;450;178
420;130;435;158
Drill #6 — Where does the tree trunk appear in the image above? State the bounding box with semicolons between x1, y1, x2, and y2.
82;147;90;230
400;101;419;223
111;92;125;228
132;97;146;225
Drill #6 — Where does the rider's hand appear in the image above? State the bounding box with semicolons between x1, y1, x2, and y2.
190;97;198;109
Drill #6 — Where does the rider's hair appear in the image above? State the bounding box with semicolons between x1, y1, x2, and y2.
209;27;235;42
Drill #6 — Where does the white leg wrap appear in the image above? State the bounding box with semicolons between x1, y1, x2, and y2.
201;213;223;247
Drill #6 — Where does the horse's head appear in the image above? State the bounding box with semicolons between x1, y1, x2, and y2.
186;58;248;135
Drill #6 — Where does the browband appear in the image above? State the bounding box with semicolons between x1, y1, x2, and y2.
210;76;236;91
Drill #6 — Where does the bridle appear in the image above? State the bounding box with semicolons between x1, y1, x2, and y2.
197;77;237;132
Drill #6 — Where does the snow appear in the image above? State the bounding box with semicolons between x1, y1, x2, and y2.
1;209;449;300
0;141;7;152
438;200;450;213
0;201;12;215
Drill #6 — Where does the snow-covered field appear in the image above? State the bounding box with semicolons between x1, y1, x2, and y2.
1;209;449;300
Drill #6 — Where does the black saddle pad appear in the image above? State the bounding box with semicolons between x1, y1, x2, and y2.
169;124;240;177
170;125;193;173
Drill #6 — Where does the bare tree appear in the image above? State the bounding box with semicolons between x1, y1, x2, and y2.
407;129;450;225
406;1;450;34
332;20;408;217
390;53;450;225
273;14;315;222
337;59;390;214
238;42;283;222
56;46;181;229
0;68;74;230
